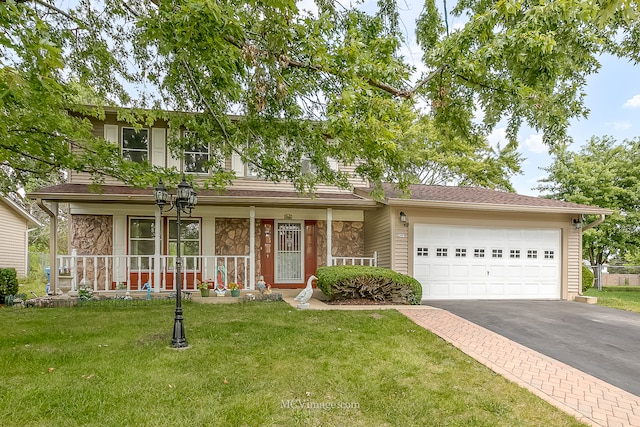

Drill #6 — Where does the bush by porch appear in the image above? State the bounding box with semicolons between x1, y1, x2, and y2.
315;265;422;305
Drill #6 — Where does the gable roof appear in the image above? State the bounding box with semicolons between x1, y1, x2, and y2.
355;184;612;215
1;197;42;227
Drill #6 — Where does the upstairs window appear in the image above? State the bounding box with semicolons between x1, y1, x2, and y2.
122;128;149;163
183;132;210;174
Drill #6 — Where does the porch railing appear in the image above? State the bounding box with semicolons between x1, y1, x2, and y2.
56;250;250;293
331;252;377;267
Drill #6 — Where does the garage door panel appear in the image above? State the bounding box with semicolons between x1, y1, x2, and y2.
451;266;469;277
415;224;560;300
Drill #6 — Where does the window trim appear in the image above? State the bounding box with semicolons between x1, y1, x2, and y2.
121;127;150;163
182;131;211;175
167;217;202;271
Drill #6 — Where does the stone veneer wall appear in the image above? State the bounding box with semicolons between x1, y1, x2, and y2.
331;221;364;258
70;215;113;285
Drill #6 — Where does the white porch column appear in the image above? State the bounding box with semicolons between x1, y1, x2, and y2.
153;210;162;292
250;206;256;290
326;208;332;266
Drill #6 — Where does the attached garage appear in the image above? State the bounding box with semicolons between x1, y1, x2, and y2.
360;184;612;302
414;224;561;300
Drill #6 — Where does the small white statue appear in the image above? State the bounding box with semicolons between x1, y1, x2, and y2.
296;275;317;309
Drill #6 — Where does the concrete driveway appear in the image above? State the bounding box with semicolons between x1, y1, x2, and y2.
424;300;640;397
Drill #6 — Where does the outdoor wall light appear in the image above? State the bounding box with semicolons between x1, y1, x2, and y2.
154;175;197;349
572;218;583;229
399;211;407;224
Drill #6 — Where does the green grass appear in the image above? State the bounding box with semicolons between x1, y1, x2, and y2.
16;272;48;298
0;301;585;426
585;286;640;313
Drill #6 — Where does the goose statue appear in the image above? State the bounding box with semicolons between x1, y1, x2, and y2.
295;275;317;309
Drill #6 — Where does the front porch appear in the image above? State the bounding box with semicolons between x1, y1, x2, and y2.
55;251;377;293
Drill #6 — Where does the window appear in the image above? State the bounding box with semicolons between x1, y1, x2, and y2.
527;250;538;259
474;249;485;258
416;247;428;257
183;132;209;174
168;219;200;270
436;248;448;257
544;250;555;259
492;249;503;258
122;128;149;163
129;218;155;270
455;248;467;257
510;249;521;259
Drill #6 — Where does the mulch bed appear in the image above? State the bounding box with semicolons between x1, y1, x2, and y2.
326;298;400;305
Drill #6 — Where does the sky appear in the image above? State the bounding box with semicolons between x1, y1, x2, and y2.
298;0;639;196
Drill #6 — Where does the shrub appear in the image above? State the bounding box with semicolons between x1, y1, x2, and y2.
0;268;19;303
582;265;594;293
315;265;422;305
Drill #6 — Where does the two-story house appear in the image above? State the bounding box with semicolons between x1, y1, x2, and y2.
29;107;610;301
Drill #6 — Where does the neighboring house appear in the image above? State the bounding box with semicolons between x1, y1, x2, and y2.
28;108;611;300
0;196;42;277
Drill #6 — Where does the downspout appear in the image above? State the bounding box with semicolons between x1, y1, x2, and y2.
578;214;606;296
26;227;39;277
37;199;58;295
581;214;606;231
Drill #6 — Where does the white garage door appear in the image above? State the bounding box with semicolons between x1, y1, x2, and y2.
414;224;561;300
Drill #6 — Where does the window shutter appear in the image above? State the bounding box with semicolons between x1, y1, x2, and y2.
151;128;166;168
231;153;244;177
104;124;119;144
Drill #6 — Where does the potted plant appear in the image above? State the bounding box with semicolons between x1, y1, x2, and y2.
228;282;240;297
197;281;210;297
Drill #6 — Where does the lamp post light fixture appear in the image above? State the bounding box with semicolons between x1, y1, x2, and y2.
154;176;197;348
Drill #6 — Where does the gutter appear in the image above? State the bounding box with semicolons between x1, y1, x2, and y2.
581;214;606;231
383;198;612;215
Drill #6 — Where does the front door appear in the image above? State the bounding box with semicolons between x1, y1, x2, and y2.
275;221;303;283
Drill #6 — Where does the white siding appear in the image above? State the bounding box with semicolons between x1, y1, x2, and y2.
364;206;392;268
0;201;29;276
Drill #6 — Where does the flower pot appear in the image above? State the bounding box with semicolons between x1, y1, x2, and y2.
230;289;240;297
200;288;210;297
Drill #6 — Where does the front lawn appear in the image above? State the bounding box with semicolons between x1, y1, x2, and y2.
584;286;640;313
0;301;584;426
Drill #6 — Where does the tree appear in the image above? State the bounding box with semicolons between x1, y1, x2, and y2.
1;0;638;196
536;136;640;265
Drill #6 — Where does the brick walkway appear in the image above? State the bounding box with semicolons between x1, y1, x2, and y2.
399;308;640;427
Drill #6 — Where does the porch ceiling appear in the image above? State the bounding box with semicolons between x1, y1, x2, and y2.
28;184;380;209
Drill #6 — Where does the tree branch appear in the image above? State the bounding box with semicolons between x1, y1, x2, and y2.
224;34;427;99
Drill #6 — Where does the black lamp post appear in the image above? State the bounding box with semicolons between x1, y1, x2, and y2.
154;176;197;348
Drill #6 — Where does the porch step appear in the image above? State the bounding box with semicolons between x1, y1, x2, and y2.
574;295;598;304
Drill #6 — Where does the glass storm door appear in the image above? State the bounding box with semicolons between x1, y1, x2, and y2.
275;222;303;283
